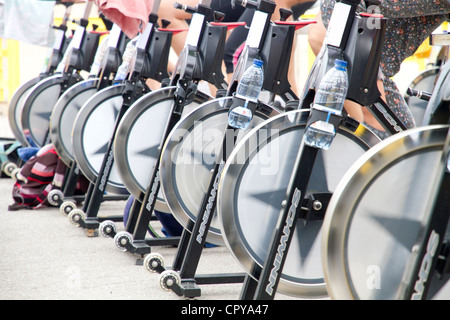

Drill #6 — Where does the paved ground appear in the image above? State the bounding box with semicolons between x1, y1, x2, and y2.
0;178;251;300
0;102;248;301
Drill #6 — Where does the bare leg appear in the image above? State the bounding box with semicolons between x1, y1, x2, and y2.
158;0;199;55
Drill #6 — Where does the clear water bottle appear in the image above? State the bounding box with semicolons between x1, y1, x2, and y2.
304;59;348;150
228;59;264;130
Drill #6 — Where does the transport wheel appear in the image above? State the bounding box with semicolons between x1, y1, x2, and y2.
143;253;165;273
68;209;86;226
60;200;77;215
10;168;21;181
2;161;18;177
114;231;133;252
99;220;116;238
159;270;181;292
47;189;64;206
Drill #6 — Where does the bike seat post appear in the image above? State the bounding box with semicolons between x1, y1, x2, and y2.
227;0;275;95
97;25;129;90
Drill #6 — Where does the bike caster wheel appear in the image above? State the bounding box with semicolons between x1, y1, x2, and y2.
48;189;64;206
2;161;18;177
159;270;181;292
10;167;21;180
68;209;85;226
99;220;116;238
114;231;132;251
143;253;165;273
60;200;77;215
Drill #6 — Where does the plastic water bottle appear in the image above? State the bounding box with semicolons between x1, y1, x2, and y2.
304;59;348;150
228;59;264;130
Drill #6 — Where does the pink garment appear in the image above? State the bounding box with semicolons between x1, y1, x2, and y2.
93;0;154;38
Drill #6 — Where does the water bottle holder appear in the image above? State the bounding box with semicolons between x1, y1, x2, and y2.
306;106;342;131
228;94;258;115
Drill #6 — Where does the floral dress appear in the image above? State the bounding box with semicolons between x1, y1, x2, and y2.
320;0;450;130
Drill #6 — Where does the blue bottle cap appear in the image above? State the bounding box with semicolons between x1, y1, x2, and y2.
335;59;347;70
253;59;263;68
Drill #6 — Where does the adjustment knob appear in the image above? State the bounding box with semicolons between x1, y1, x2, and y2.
213;11;225;22
279;8;292;21
161;19;171;28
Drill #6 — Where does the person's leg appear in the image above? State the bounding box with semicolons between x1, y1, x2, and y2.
224;1;316;95
223;8;254;82
158;0;200;55
307;11;325;56
275;1;318;96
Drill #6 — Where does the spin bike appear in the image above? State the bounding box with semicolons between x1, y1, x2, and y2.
108;0;242;254
7;1;73;149
321;32;449;300
217;0;413;300
2;1;74;178
46;23;129;210
406;21;449;124
66;0;176;236
19;1;100;149
141;0;316;299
